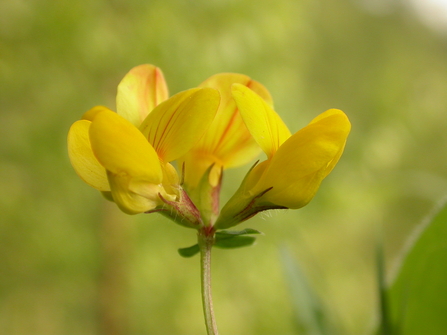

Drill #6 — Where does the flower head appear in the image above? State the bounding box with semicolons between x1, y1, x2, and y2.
67;65;220;224
214;84;351;229
67;65;350;235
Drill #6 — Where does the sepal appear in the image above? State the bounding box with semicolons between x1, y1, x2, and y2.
215;186;287;229
214;161;287;229
149;188;203;229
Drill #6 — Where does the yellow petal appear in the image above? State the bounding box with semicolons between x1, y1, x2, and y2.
312;109;351;178
179;74;272;189
107;172;164;214
232;83;291;158
67;119;110;191
160;162;180;196
116;64;169;127
200;73;273;107
255;110;351;208
243;159;270;192
178;151;223;188
139;87;220;162
81;105;108;122
309;108;345;125
89;108;162;182
197;73;272;167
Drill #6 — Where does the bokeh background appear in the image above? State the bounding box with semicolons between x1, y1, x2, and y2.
1;0;447;334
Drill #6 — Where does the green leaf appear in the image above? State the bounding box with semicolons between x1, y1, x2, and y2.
178;244;200;258
376;239;392;335
178;229;262;255
212;228;260;249
215;228;262;238
387;197;447;335
214;228;262;249
214;235;257;249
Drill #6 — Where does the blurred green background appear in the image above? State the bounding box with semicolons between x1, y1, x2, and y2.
1;0;447;334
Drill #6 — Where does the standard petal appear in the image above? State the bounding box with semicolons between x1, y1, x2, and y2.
67;120;110;191
139;87;220;162
116;64;169;127
255;110;351;208
232;83;291;159
197;73;272;167
178;74;272;189
200;73;273;107
89;108;162;182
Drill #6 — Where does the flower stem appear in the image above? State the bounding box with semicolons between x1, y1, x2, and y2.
199;229;219;335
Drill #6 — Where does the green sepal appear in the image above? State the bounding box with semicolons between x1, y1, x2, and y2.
214;228;262;249
178;244;200;258
149;187;203;229
215;160;287;229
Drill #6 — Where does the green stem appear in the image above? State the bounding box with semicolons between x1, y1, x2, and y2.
199;229;219;335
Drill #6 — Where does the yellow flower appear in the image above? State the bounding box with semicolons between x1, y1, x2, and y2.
178;73;273;190
215;84;351;229
67;65;220;218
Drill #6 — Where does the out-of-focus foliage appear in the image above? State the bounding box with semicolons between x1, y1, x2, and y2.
1;0;447;334
282;247;343;335
386;197;447;335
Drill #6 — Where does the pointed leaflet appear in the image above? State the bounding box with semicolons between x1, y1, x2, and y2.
178;244;200;258
214;228;262;248
213;235;257;249
67;119;110;191
231;83;291;159
139;88;220;162
116;64;168;126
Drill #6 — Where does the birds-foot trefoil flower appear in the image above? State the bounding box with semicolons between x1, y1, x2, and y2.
67;64;350;237
67;65;220;227
214;84;351;229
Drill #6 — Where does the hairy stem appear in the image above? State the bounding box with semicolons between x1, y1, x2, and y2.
199;229;219;335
